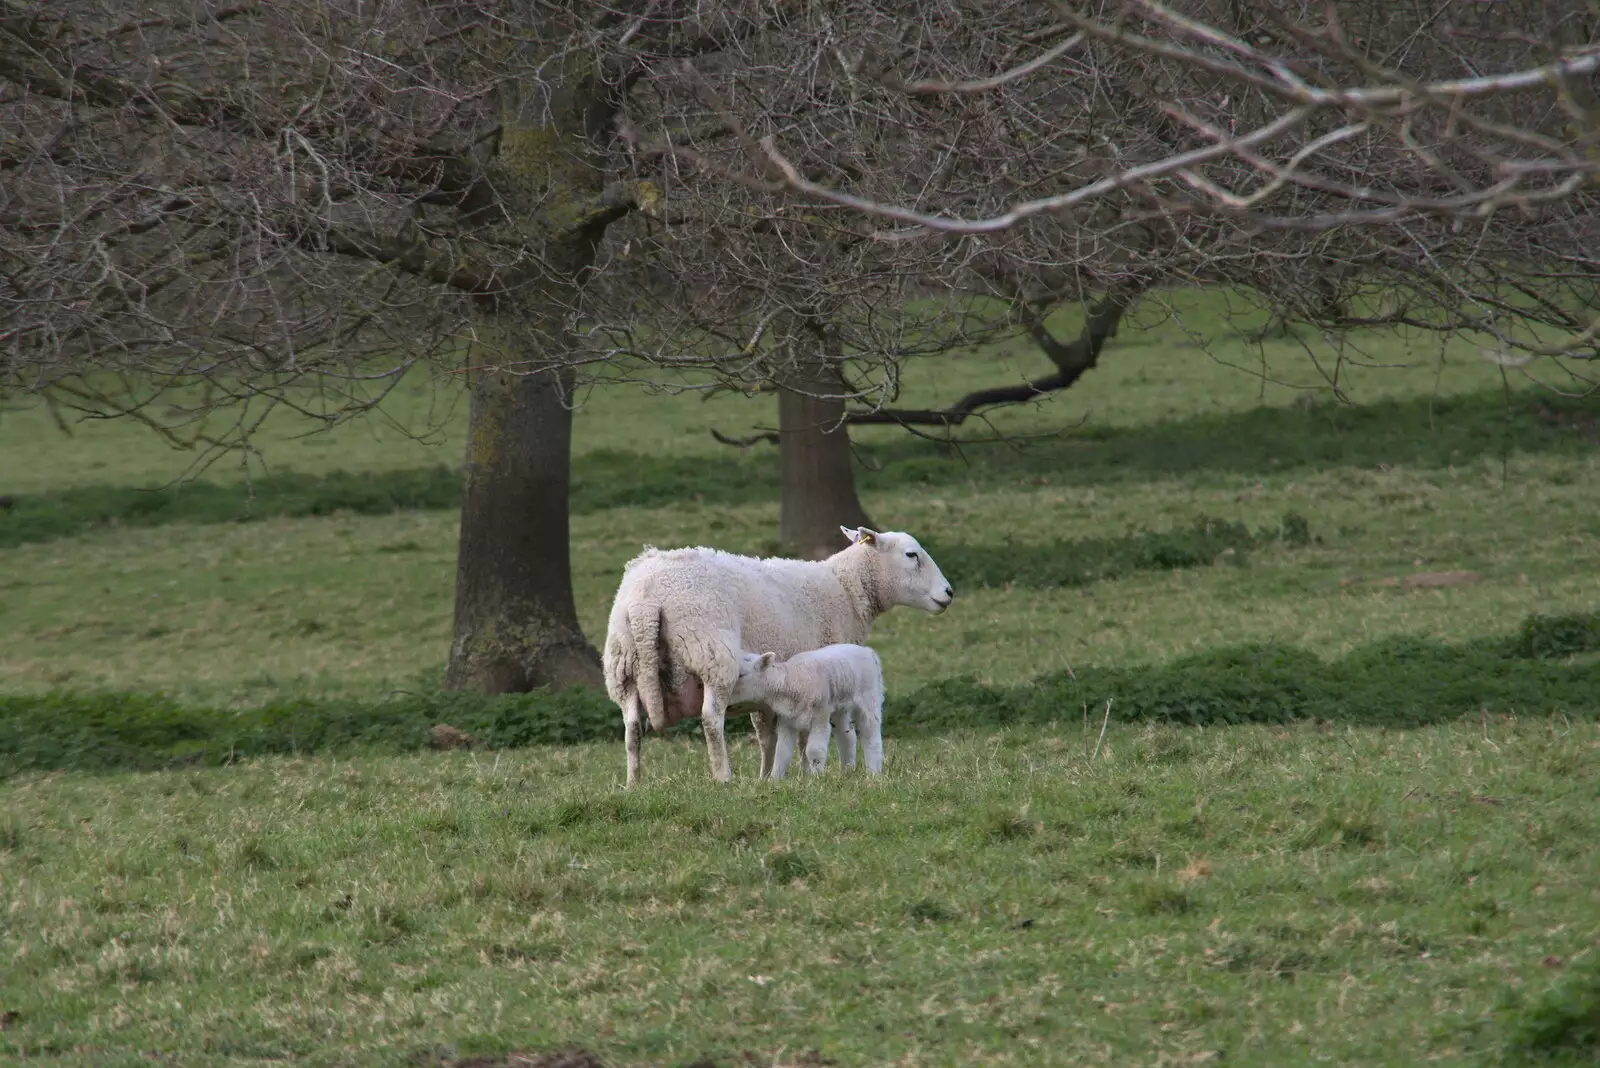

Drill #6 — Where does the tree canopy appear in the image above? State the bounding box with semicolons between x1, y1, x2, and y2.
4;0;1597;689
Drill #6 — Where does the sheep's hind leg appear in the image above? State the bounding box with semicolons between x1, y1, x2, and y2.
832;707;857;771
623;694;645;786
859;697;884;775
700;686;733;782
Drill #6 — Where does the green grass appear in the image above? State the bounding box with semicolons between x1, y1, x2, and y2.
4;286;1600;1064
11;435;1600;703
1504;955;1600;1063
2;287;1588;499
7;294;1600;700
2;719;1597;1066
6;382;1592;553
4;609;1598;775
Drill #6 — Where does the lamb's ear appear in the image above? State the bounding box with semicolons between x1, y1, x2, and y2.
841;526;878;546
759;652;778;668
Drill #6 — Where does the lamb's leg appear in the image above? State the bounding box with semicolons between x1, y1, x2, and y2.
859;696;884;775
832;707;858;771
771;721;799;780
753;707;779;779
623;694;645;786
804;710;833;775
700;684;732;783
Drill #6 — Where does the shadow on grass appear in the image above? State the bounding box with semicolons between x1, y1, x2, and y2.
851;385;1596;491
3;612;1595;776
0;386;1591;549
1497;953;1600;1066
928;512;1311;590
904;611;1600;733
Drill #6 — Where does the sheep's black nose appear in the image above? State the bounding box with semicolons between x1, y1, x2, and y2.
943;585;954;600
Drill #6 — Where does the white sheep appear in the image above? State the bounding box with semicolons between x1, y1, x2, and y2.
730;645;886;779
603;526;953;784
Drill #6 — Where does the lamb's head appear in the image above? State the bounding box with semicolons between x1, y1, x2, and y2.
839;526;954;615
731;650;781;704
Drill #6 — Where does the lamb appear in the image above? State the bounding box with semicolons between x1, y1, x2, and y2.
603;526;953;784
730;645;886;779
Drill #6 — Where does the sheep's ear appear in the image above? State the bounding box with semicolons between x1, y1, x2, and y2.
842;526;878;546
759;652;778;667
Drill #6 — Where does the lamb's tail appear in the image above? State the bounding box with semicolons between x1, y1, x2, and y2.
628;602;670;731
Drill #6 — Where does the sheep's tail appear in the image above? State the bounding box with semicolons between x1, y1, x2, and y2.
628;603;670;731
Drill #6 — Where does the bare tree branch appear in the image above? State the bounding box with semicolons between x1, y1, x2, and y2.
622;0;1600;372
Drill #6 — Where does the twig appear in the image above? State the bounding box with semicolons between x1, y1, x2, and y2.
753;107;1316;235
879;33;1087;95
1091;699;1113;763
1480;707;1501;751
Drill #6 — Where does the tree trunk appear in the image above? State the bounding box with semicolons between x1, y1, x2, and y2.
443;359;602;692
440;52;621;694
778;324;874;560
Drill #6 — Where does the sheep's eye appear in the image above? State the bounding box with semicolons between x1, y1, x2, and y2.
905;551;919;561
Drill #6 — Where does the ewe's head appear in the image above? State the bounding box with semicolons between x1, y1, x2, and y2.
839;526;954;615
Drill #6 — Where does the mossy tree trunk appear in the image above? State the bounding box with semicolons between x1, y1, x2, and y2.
442;53;629;693
444;355;600;692
778;321;874;560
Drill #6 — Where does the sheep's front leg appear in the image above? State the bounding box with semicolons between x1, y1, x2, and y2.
770;722;800;780
753;707;780;779
803;710;833;775
700;686;733;783
623;695;645;786
831;707;857;771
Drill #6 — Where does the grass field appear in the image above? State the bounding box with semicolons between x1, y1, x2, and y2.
3;289;1600;1066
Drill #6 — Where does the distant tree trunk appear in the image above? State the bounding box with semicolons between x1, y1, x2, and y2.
444;355;602;693
778;322;874;560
